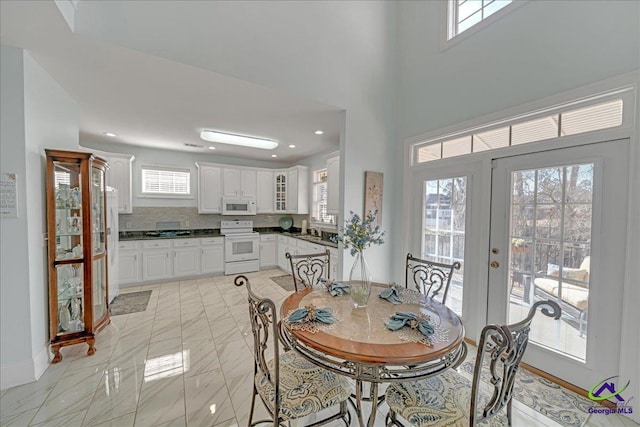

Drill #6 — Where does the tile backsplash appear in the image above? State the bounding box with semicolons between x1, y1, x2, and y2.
119;207;309;231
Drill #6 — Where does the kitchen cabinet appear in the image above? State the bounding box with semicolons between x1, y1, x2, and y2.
223;167;257;198
103;153;134;214
277;235;289;272
45;149;110;363
141;240;172;281
256;170;274;213
201;237;224;274
196;163;222;213
259;234;277;268
173;239;200;277
274;166;309;214
326;155;339;215
118;241;141;285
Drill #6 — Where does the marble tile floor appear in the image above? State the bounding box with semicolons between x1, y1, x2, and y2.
1;269;637;426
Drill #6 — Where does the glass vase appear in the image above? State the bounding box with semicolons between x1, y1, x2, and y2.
349;251;371;308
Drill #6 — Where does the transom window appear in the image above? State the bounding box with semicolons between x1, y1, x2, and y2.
415;98;624;164
447;0;513;40
140;165;190;196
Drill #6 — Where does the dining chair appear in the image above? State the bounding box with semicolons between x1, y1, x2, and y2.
385;299;562;427
405;253;461;304
234;275;351;427
286;250;330;291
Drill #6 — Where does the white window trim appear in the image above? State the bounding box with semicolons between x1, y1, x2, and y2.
410;84;636;167
440;0;527;51
138;163;194;199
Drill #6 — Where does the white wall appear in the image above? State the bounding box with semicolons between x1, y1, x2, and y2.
0;45;32;388
74;1;399;281
0;45;79;389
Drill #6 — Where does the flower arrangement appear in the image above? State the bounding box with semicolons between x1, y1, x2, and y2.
334;211;385;256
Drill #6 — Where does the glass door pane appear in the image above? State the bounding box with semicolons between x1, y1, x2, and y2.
54;161;83;260
93;257;107;322
508;164;593;361
422;176;466;315
91;166;105;255
56;263;84;335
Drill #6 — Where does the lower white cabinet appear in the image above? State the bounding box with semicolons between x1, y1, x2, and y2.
277;236;289;272
142;250;172;282
173;239;200;277
118;241;141;285
260;235;277;268
329;248;338;281
201;237;224;274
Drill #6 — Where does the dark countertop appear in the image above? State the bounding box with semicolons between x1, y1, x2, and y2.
119;226;339;248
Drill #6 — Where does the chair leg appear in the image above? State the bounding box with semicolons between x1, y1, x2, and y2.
247;386;257;427
507;398;513;426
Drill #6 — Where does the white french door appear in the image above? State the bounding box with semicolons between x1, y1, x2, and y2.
487;139;629;390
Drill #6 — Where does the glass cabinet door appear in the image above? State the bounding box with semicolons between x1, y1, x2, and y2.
53;161;83;260
93;257;107;322
91;166;105;255
56;263;84;335
275;173;287;211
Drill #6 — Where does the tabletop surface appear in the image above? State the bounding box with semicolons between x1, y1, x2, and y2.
280;284;465;365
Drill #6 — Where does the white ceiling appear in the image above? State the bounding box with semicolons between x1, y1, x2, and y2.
0;1;342;163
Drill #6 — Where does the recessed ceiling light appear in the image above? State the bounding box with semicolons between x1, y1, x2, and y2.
208;146;216;150
288;144;296;148
314;130;324;135
104;132;117;137
200;130;278;150
271;154;278;158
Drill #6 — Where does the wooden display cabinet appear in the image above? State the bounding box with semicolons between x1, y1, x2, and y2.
45;149;110;363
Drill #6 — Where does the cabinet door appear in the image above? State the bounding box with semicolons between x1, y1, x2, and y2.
274;172;287;212
118;251;140;285
256;170;274;213
142;250;171;281
329;249;338;281
174;247;200;277
240;169;257;198
260;241;277;268
198;165;222;213
201;244;224;274
287;169;299;213
108;155;134;214
327;156;339;215
277;243;289;272
223;168;241;197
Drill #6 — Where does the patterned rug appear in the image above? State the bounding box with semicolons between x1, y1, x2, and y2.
459;355;591;426
110;290;152;315
270;274;294;292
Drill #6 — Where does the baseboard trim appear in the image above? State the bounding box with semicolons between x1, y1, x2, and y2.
0;344;50;390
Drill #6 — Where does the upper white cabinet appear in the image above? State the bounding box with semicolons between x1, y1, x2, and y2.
273;166;309;214
288;166;309;214
104;153;134;213
326;155;339;215
196;162;222;213
256;170;274;213
223;167;257;198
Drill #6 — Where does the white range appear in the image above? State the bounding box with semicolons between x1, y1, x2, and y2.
220;220;260;275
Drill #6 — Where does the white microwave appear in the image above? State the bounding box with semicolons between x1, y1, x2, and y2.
222;198;257;215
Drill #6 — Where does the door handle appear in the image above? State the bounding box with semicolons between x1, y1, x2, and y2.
490;261;500;268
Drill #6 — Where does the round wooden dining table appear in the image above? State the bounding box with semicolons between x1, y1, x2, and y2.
279;284;466;427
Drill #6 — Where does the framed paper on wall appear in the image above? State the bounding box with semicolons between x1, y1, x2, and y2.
364;171;383;226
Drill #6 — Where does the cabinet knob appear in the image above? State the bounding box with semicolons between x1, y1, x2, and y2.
490;261;500;269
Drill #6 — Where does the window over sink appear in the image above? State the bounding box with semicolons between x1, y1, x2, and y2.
312;169;334;225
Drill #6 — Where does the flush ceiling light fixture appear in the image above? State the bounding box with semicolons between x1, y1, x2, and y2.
104;132;117;137
314;130;324;135
200;130;278;150
288;144;296;148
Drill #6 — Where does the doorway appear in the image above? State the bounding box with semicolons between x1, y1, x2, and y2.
487;139;629;389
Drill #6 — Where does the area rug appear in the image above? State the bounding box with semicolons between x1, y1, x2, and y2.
270;274;294;292
459;355;591;426
110;290;152;315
